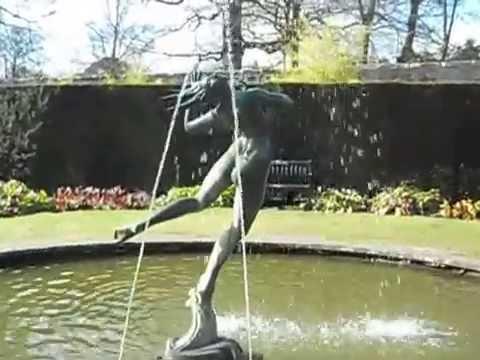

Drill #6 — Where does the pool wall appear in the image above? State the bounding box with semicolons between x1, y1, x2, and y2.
1;237;479;277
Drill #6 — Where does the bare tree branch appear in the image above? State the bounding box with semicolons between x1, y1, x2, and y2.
87;0;162;65
162;50;223;62
0;5;36;24
0;25;45;79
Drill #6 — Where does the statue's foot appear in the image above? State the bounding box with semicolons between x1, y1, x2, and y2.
167;287;218;353
114;223;142;244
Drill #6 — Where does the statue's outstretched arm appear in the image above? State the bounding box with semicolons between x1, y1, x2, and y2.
240;88;294;122
184;105;231;136
256;89;295;114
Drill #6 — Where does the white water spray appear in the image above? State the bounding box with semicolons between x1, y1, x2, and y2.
117;70;192;360
223;2;254;360
117;1;255;357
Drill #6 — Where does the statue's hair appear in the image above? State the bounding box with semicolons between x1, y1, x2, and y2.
195;70;247;91
164;68;247;111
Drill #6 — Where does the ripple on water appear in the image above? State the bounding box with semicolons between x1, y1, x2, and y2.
25;336;68;349
30;326;56;336
65;289;85;299
46;287;67;296
17;288;41;298
69;334;98;349
86;273;113;282
47;278;72;286
10;280;29;290
12;306;31;316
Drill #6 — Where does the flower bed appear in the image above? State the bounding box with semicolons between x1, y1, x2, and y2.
55;186;150;211
0;180;149;217
1;180;479;221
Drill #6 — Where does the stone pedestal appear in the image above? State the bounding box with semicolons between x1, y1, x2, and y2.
158;289;262;360
161;336;246;360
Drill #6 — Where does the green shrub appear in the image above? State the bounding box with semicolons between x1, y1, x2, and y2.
0;87;50;181
414;188;445;215
156;186;199;208
213;185;235;207
370;185;444;216
103;65;155;86
299;188;367;213
0;179;54;217
272;25;361;84
156;185;236;208
440;198;480;221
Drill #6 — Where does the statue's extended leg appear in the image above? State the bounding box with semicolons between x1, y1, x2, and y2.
193;148;272;303
165;184;265;356
114;198;202;243
197;181;265;304
114;146;236;244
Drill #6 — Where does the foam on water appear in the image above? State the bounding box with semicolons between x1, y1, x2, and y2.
217;313;457;348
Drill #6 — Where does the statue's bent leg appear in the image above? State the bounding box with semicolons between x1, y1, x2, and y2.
114;146;236;244
197;174;268;303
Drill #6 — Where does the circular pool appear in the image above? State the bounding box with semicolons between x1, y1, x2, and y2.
1;253;478;359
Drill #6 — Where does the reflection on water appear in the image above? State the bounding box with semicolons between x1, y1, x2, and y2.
0;254;479;360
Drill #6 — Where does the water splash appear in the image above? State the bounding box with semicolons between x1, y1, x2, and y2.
222;1;254;359
218;314;304;343
217;313;457;348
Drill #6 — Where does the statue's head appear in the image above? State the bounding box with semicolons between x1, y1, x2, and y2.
199;74;231;107
175;72;235;112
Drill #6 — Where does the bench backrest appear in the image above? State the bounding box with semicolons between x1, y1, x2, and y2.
267;160;313;185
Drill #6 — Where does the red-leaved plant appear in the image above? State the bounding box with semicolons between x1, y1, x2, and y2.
54;186;150;211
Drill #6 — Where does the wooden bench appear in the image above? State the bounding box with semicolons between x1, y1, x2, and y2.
265;160;314;204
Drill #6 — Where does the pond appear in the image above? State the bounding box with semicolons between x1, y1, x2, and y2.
0;253;479;359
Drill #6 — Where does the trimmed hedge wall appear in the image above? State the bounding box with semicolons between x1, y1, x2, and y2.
1;83;479;196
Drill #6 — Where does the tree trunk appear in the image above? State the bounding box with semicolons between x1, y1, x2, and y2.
11;58;17;79
441;0;460;61
229;0;243;69
290;0;301;68
358;0;377;63
2;57;6;78
398;0;423;63
362;30;371;63
111;0;122;59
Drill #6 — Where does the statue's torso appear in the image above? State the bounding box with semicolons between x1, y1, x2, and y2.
235;135;274;162
210;85;293;162
235;89;272;137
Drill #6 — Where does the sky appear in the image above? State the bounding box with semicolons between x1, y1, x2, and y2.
2;0;480;76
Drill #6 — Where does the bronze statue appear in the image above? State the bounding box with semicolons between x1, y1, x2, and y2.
114;73;294;359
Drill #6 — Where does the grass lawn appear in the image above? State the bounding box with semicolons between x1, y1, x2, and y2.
1;208;480;258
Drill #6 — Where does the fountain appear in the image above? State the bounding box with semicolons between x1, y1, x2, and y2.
110;3;298;356
111;4;295;356
114;65;294;359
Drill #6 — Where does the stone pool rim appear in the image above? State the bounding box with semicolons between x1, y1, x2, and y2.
1;235;480;277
